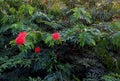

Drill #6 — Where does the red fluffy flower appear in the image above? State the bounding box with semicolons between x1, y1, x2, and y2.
35;47;41;53
15;37;26;45
18;31;27;38
52;32;60;40
15;31;27;45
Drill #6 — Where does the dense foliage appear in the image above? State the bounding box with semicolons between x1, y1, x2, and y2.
0;0;120;81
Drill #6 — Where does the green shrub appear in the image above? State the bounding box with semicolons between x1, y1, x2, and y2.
0;0;120;81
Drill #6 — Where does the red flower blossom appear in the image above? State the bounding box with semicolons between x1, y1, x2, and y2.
15;31;27;45
52;32;60;40
15;37;26;45
35;47;41;53
18;31;27;38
